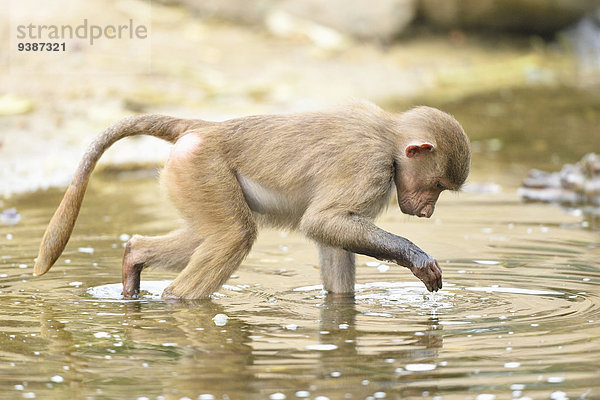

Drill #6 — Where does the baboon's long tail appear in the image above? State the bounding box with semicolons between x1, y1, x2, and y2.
33;114;206;276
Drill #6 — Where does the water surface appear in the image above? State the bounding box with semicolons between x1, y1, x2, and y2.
1;171;598;400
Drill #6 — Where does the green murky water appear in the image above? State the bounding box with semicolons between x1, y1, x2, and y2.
1;87;600;400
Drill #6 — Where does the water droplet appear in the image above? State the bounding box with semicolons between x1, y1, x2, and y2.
269;393;286;400
293;284;323;292
405;363;436;372
504;362;520;368
305;344;338;351
550;391;567;400
50;375;63;383
212;314;228;326
1;208;21;225
377;264;390;273
473;260;500;265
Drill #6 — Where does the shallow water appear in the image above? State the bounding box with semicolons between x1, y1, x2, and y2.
1;172;599;400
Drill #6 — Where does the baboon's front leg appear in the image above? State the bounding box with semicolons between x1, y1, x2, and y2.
318;244;355;294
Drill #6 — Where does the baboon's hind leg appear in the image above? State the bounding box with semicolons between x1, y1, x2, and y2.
122;228;202;298
159;132;258;300
162;224;256;299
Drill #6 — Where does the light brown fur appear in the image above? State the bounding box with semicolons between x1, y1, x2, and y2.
34;102;470;299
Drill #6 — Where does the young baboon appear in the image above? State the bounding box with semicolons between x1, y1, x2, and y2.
34;102;471;299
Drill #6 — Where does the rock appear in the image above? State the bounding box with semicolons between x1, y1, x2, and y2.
567;8;600;79
166;0;418;42
264;10;348;49
278;0;417;42
420;0;600;35
519;153;600;207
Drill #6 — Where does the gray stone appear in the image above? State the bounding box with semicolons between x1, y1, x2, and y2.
420;0;600;34
168;0;418;41
280;0;417;41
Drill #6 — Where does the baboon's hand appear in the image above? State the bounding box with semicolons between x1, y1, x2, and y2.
408;255;442;292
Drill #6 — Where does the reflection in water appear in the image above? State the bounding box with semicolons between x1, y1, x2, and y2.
1;175;599;399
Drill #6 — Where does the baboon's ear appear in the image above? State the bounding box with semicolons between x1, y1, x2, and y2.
405;143;434;158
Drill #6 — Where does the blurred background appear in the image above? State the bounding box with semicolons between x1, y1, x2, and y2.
1;4;600;399
1;0;599;195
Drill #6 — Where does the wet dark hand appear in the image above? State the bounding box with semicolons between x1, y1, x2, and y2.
409;255;442;292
